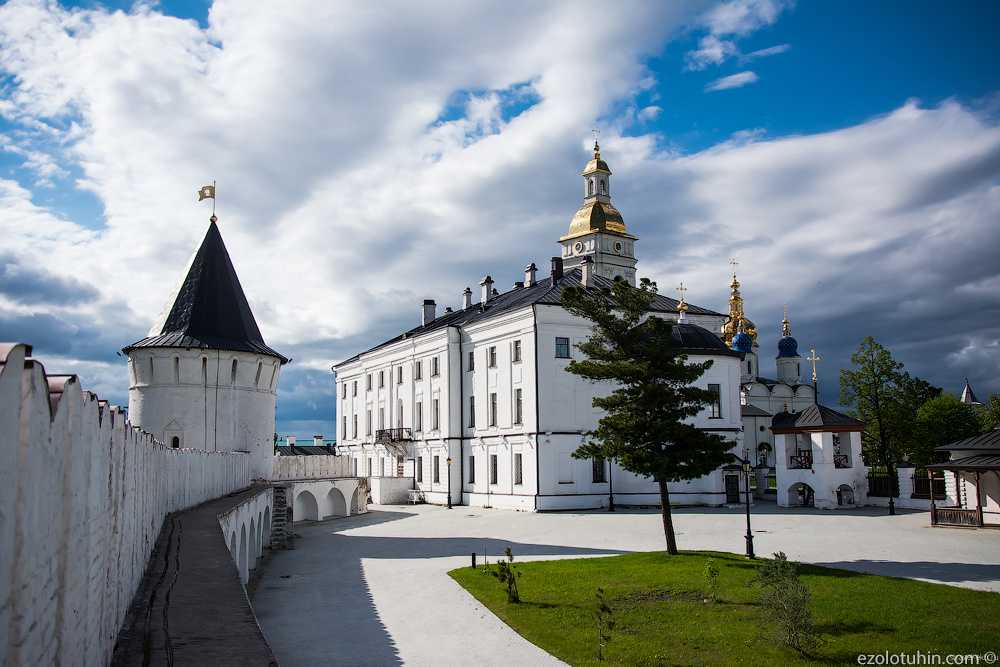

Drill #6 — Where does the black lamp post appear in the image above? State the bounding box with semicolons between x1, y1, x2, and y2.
736;448;755;559
446;456;453;509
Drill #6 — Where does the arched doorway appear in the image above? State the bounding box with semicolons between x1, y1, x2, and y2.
293;490;319;522
249;517;256;572
328;487;347;517
238;524;248;584
836;484;855;506
350;487;362;515
788;482;815;507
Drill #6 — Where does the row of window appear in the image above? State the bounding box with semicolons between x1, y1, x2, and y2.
412;453;608;486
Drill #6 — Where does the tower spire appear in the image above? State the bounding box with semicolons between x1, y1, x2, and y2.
781;304;791;337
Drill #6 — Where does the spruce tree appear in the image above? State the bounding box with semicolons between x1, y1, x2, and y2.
561;278;733;554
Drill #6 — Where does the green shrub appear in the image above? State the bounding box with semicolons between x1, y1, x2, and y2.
486;547;521;603
594;587;615;661
749;552;822;655
703;559;720;602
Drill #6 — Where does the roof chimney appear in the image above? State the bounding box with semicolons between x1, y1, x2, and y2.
313;434;323;447
480;275;494;304
524;262;537;287
513;281;524;290
421;299;436;326
580;255;594;288
550;257;563;281
462;287;473;310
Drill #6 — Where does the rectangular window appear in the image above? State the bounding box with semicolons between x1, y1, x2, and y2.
468;350;475;372
415;401;422;431
555;337;571;359
366;409;372;436
709;383;722;418
488;346;497;368
417;456;423;483
512;339;522;363
352;380;357;397
379;407;385;429
431;356;440;376
352;414;357;438
432;399;439;430
592;457;606;483
366;374;372;391
414;360;422;380
469;396;476;428
468;455;476;484
397;366;403;384
341;383;347;398
353;458;358;476
513;388;523;425
379;370;385;388
367;458;373;477
489;392;497;427
490;454;498;485
341;415;346;439
514;453;523;485
433;455;440;483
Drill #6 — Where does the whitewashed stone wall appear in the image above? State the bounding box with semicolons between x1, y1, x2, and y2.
271;454;352;480
0;343;252;667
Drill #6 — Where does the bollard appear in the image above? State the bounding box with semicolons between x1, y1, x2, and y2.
471;552;477;569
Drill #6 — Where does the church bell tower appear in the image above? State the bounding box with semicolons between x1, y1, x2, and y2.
559;140;638;285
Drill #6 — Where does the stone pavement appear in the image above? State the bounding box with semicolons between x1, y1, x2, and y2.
253;503;1000;667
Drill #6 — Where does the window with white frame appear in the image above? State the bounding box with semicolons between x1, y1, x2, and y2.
352;414;357;438
414;360;422;380
341;415;346;439
379;370;385;388
514;453;523;485
592;457;606;483
488;346;496;368
342;382;347;398
555;337;571;359
432;398;440;430
468;350;475;372
512;339;522;363
431;356;440;376
468;455;476;484
469;396;476;428
379;407;385;429
514;388;523;425
366;373;372;391
489;392;497;427
417;456;423;482
397;366;403;384
397;399;403;428
352;380;357;397
490;454;498;485
366;409;372;436
708;384;722;418
415;401;422;431
433;455;440;482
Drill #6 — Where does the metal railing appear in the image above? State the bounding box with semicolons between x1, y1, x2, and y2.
833;454;851;468
375;428;412;443
788;452;812;469
931;506;980;527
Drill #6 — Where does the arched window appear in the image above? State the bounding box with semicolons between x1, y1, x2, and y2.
174;357;180;383
148;357;154;382
600;179;607;194
171;436;180;449
231;359;238;385
255;361;263;387
202;357;208;384
269;364;277;390
587;179;594;196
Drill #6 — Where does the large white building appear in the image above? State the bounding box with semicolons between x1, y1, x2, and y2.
123;216;288;479
333;143;753;510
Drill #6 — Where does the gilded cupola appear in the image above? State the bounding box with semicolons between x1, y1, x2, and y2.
561;140;634;242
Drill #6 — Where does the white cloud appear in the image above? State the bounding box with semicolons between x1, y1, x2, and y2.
638;105;662;121
685;0;792;70
706;70;759;91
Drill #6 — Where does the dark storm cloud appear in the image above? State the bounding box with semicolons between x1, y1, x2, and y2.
0;254;99;305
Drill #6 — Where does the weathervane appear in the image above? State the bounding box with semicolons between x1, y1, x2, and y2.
197;181;217;219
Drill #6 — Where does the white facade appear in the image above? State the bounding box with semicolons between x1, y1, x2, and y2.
127;347;281;479
774;430;867;509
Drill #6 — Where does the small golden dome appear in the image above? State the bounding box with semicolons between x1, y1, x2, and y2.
561;200;632;241
582;140;612;175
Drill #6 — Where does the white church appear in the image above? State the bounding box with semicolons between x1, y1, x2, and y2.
333;143;869;510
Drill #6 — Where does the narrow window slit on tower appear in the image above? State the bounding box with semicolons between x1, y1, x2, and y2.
231;359;238;385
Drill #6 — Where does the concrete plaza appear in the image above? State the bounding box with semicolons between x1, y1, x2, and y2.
253;504;1000;667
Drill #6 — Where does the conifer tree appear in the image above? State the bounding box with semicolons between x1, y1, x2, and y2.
561;278;733;554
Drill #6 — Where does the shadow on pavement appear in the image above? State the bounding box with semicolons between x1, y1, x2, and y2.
814;559;1000;583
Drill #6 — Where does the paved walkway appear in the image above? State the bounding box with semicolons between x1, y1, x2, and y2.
253;504;1000;667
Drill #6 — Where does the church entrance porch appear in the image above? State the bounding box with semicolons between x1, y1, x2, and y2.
788;482;815;507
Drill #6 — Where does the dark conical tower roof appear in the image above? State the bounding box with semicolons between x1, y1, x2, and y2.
123;218;288;363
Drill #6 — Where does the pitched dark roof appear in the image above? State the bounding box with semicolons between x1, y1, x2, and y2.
276;445;338;456
935;429;1000;453
123;220;288;363
771;403;864;433
927;454;1000;471
335;268;727;366
741;404;771;417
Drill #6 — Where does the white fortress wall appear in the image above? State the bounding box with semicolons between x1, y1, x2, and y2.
0;343;253;667
272;454;353;481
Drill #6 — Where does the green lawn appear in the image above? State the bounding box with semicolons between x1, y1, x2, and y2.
449;551;999;666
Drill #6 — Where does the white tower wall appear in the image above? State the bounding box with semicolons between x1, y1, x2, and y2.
127;348;281;479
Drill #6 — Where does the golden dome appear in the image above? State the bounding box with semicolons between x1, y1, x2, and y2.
561;200;632;241
583;140;612;175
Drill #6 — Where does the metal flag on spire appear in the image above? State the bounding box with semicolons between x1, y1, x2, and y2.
197;181;217;217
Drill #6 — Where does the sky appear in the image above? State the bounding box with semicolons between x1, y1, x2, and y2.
1;0;998;438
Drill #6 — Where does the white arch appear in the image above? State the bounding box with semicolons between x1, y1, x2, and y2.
249;517;256;572
257;510;264;559
293;490;320;522
327;487;347;518
788;482;815;507
350;487;362;515
239;523;248;584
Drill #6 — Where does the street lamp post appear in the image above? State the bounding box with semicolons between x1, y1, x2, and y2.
738;448;755;559
446;456;453;509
